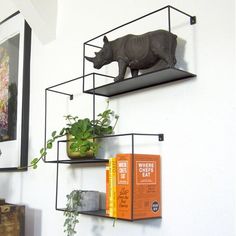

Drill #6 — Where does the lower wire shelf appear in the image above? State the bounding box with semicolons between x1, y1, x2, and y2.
55;133;164;221
56;208;161;221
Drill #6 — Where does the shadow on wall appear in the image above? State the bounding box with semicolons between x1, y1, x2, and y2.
0;175;12;198
91;217;105;236
90;217;161;236
135;218;162;233
25;207;42;236
175;38;187;71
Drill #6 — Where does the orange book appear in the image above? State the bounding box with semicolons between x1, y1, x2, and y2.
116;153;161;220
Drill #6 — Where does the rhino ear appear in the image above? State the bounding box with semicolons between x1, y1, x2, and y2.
103;36;109;44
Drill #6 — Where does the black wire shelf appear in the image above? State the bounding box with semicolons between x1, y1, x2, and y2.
83;5;197;98
83;68;196;97
49;5;196;221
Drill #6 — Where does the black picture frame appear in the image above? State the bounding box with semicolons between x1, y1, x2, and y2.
0;12;31;171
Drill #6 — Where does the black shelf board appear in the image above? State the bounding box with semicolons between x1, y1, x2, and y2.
77;209;111;219
84;67;196;97
45;159;109;164
59;158;109;164
57;208;112;219
57;208;161;221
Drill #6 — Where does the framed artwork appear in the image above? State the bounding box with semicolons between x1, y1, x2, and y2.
0;12;31;171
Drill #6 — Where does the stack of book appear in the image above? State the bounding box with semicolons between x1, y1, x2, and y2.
106;153;161;220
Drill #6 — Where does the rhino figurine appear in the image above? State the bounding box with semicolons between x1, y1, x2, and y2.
85;29;177;82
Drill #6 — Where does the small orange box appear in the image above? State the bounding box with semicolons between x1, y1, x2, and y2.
116;153;161;220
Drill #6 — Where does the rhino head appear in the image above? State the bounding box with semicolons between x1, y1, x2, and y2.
85;36;113;69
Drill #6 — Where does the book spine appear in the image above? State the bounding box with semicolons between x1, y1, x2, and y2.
116;154;132;219
105;164;109;215
109;157;117;218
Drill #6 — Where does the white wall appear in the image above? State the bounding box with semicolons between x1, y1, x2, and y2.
11;0;58;43
0;0;17;21
0;0;236;236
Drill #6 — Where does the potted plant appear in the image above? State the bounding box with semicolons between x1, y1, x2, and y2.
63;190;100;236
63;190;81;236
29;101;119;169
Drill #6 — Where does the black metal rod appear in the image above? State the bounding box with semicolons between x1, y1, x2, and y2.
55;141;60;210
43;89;47;162
93;73;96;135
56;208;65;212
168;6;171;32
93;72;116;80
47;89;73;98
94;133;164;139
46;74;93;90
85;43;103;49
85;5;169;44
0;11;20;25
131;134;134;220
170;5;193;18
83;43;86;92
57;133;164;141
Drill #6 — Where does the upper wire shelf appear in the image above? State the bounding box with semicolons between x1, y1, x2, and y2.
82;5;197;97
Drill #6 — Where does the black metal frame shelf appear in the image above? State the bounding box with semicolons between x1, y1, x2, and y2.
83;5;197;97
55;133;164;221
43;5;196;222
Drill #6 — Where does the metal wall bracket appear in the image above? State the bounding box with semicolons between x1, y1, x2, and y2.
159;134;164;141
190;16;197;25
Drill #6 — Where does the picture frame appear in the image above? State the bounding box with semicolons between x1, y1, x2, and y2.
0;12;31;171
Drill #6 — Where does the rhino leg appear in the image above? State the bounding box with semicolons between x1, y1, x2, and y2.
114;60;127;82
151;37;177;68
155;50;176;68
131;69;139;77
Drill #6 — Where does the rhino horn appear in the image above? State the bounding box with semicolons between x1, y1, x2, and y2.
103;36;109;44
85;56;95;63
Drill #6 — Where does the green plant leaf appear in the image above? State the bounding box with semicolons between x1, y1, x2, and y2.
60;128;66;135
40;148;45;155
70;143;78;152
47;142;52;149
51;131;57;137
48;138;53;142
31;158;38;164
